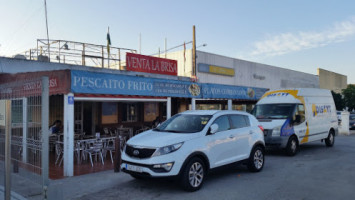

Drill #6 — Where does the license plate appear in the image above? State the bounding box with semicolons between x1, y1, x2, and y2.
125;164;143;173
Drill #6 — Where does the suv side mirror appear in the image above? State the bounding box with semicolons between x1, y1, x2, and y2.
208;124;219;135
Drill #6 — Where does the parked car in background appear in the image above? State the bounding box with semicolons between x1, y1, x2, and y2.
349;114;355;130
121;110;265;191
252;88;338;156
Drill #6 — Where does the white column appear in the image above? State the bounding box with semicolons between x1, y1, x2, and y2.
167;97;171;119
63;93;74;176
22;97;28;163
41;76;50;188
227;99;232;111
339;111;350;135
191;98;196;110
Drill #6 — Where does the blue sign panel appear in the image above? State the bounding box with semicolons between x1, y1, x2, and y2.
202;83;267;100
70;70;267;100
71;70;202;98
68;96;74;105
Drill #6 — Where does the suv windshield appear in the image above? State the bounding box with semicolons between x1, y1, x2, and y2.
251;104;295;120
154;114;212;133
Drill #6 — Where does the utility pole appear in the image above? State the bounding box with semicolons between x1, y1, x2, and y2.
139;33;141;54
165;38;167;58
44;0;50;61
192;25;196;77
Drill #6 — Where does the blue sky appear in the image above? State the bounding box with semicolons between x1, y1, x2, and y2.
1;0;355;83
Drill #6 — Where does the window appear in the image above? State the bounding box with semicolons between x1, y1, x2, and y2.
144;102;159;122
122;103;138;122
156;114;212;133
230;115;250;129
102;102;118;124
213;116;230;132
252;104;295;119
293;104;305;125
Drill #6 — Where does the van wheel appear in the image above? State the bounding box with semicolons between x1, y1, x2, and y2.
286;136;298;156
180;157;206;192
247;146;265;172
325;130;335;147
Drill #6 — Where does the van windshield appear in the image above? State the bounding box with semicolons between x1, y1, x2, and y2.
153;114;212;133
251;104;295;120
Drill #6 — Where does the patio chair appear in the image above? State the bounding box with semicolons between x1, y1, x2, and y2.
83;139;104;167
74;140;85;164
55;141;64;166
103;138;115;163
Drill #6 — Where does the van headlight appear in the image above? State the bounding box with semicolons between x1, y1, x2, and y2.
152;142;183;157
272;126;281;136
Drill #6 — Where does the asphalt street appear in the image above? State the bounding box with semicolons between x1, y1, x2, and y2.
77;133;355;200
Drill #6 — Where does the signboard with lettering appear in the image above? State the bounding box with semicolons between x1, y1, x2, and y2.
71;70;267;100
71;70;201;98
202;83;267;100
198;63;235;76
126;53;178;76
0;70;70;98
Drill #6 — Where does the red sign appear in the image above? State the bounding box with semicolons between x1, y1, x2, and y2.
0;70;70;98
126;53;178;76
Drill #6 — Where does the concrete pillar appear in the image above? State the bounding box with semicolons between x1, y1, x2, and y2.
41;76;50;190
22;97;28;163
167;97;171;119
339;111;350;135
63;93;74;176
191;98;196;110
227;99;232;111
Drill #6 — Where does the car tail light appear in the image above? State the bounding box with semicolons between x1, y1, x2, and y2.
258;125;264;132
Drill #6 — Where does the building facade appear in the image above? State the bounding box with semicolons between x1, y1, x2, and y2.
317;68;347;93
163;50;320;90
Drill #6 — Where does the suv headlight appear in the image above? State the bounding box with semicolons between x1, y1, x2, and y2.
272;126;282;136
152;142;183;157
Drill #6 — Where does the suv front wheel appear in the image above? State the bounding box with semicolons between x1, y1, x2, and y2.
180;157;206;192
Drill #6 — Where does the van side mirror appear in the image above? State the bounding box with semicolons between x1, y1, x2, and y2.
293;115;301;124
207;124;219;135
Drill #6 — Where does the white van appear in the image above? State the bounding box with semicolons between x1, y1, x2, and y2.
251;88;338;156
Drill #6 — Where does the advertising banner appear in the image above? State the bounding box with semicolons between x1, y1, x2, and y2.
198;63;235;76
71;70;267;100
202;83;267;100
0;70;70;97
126;53;178;76
71;70;201;98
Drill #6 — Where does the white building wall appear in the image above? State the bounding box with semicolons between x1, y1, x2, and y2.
154;50;193;77
196;51;319;90
163;50;319;90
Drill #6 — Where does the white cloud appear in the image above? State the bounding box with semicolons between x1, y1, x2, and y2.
250;17;355;57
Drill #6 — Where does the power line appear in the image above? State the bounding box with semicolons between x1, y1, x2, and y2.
2;4;43;54
149;41;192;56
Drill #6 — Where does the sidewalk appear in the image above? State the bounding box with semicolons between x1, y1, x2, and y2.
47;170;131;200
0;169;131;200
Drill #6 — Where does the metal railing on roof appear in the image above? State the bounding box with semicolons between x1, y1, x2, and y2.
22;39;137;70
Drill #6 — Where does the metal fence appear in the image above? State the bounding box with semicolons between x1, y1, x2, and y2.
0;77;49;199
20;39;137;70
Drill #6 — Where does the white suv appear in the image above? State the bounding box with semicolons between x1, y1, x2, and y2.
121;110;265;191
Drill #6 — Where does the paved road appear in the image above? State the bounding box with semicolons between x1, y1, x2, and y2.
77;134;355;200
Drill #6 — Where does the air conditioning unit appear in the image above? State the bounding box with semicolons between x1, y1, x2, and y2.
37;55;49;62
